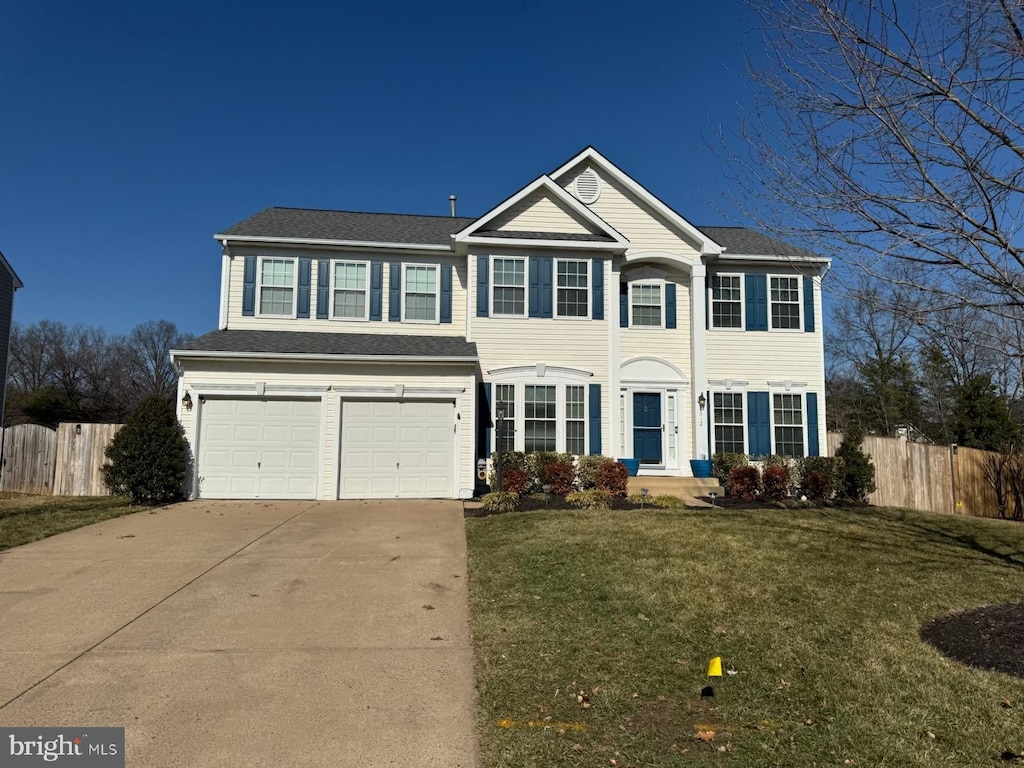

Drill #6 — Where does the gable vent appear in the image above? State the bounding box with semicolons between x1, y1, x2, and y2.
574;168;602;204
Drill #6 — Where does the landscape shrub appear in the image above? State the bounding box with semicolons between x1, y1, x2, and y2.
596;461;629;497
762;463;791;501
713;453;748;495
481;491;519;515
835;425;877;502
489;450;530;489
566;489;613;509
500;468;530;497
529;451;573;485
102;395;191;505
799;456;842;501
577;454;611;490
729;465;762;500
545;461;576;495
801;469;832;503
653;495;685;508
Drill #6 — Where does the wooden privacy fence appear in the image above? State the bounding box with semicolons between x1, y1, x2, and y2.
0;423;122;496
827;432;1010;518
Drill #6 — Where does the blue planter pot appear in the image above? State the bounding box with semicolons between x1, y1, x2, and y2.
618;458;641;477
690;459;713;478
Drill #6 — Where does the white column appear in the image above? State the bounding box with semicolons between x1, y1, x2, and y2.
691;263;709;460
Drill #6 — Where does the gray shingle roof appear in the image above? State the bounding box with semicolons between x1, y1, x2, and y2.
697;226;821;259
218;208;476;246
175;330;478;359
473;230;616;242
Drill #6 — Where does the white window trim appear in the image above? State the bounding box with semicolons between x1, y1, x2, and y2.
255;256;298;319
768;389;808;458
768;274;803;333
489;255;528;318
554;258;591;320
401;263;440;324
492;381;589;456
710;388;748;456
329;259;371;322
628;280;666;329
709;272;745;331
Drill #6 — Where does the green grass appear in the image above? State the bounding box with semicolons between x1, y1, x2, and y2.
0;494;140;551
466;507;1024;767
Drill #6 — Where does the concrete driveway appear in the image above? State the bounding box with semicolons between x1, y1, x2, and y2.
0;500;479;767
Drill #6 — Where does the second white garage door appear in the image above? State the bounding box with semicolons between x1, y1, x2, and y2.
339;400;454;498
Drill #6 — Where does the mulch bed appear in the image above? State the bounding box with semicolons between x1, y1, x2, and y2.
920;603;1024;680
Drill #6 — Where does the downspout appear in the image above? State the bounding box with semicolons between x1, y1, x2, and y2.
219;239;231;330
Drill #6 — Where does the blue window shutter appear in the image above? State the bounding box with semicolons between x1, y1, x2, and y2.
592;260;604;320
440;263;453;323
619;282;628;327
665;283;677;329
806;392;819;456
745;274;768;331
484;383;492;458
476;255;489;317
316;259;329;319
389;263;401;322
529;257;553;319
748;391;771;457
803;276;815;332
588;383;602;454
297;258;311;318
242;255;256;316
369;261;383;321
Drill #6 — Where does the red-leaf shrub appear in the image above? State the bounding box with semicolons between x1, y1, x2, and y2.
729;465;762;500
545;462;576;496
801;469;832;503
596;461;629;497
763;463;790;501
501;468;530;497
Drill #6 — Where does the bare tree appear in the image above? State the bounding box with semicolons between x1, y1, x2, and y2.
122;320;193;403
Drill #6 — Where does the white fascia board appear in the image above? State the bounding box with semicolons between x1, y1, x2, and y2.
549;147;723;256
458;235;624;252
170;349;478;365
453;175;629;247
713;253;832;266
214;234;452;253
0;251;24;289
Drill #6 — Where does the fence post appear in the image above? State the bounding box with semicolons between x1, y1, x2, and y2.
950;443;958;515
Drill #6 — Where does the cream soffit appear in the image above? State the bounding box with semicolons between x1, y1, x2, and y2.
549;147;723;257
452;175;629;250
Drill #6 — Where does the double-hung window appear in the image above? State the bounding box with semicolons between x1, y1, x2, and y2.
492;258;526;316
770;276;801;330
555;260;589;318
524;385;557;452
332;261;369;320
493;383;588;455
631;283;663;327
404;265;438;322
711;274;742;329
565;385;586;455
494;384;517;454
258;258;296;317
713;392;745;454
773;393;804;457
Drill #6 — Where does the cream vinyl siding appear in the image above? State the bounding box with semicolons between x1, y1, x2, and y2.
558;165;702;257
177;359;476;499
489;191;600;235
225;246;467;335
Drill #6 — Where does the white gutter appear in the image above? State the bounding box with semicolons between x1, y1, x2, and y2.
456;236;625;252
214;234;452;252
169;349;478;365
712;253;832;265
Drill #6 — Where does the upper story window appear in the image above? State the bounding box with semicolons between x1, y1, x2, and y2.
332;261;369;320
713;392;745;454
631;283;663;327
492;257;526;316
404;264;438;322
555;259;589;318
773;393;804;457
711;274;742;329
259;258;297;317
770;276;802;330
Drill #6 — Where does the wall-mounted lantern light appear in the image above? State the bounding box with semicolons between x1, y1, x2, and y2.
698;393;707;411
181;392;193;412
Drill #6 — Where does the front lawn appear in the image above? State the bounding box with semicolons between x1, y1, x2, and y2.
466;507;1024;767
0;494;138;552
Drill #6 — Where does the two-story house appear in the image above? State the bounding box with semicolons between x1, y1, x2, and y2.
171;147;828;500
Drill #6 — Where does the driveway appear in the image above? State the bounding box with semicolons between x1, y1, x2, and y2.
0;500;479;767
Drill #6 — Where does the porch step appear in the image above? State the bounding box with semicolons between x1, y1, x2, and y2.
627;476;723;498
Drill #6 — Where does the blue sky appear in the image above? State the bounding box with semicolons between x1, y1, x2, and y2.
1;0;766;336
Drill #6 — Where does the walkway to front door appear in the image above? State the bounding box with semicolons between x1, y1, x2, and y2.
633;392;662;465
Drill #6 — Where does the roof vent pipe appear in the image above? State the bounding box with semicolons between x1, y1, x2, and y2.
449;195;457;217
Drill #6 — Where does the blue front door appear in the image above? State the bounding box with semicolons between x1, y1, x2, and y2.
633;393;662;465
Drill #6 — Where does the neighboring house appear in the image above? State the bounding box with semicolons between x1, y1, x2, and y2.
0;251;24;425
171;147;828;500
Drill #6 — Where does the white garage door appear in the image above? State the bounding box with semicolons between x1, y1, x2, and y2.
339;400;454;498
198;398;321;499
